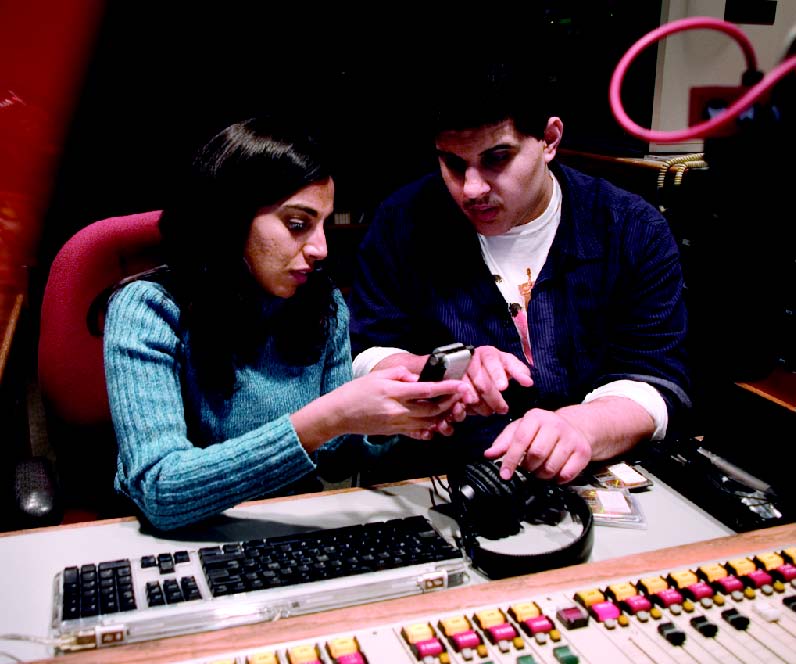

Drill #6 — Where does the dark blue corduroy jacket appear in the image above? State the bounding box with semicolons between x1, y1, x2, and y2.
349;163;690;472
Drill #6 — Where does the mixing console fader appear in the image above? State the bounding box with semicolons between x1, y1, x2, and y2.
174;545;796;664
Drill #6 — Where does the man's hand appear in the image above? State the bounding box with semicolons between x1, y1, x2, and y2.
483;397;656;483
462;345;533;416
483;408;593;483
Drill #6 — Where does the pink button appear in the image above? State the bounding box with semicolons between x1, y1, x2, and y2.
590;601;621;622
414;639;444;658
776;564;796;581
715;576;744;593
686;582;713;600
451;631;481;650
523;616;554;634
487;623;517;642
622;595;652;614
655;588;684;607
745;569;773;588
337;654;365;664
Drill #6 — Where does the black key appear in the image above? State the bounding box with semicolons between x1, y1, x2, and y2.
63;597;80;620
158;559;175;575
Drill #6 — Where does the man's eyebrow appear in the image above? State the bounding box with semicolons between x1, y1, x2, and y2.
481;142;516;155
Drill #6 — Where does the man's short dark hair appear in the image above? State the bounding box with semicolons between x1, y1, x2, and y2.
428;61;558;139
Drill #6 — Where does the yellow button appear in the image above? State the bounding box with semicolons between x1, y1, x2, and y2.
439;616;470;635
439;653;451;664
773;580;786;593
669;570;698;588
607;582;637;601
743;587;756;600
475;609;505;629
756;552;784;570
247;654;278;664
510;602;540;622
549;629;561;642
618;614;630;627
403;623;434;644
682;599;695;613
513;636;525;649
649;607;663;620
639;577;668;595
713;594;725;606
575;588;605;606
699;563;727;581
327;636;358;659
476;644;489;658
287;644;318;664
727;558;756;577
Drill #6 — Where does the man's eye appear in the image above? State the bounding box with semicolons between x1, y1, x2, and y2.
440;155;467;174
483;152;512;168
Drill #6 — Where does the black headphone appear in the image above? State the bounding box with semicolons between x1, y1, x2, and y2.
445;460;594;580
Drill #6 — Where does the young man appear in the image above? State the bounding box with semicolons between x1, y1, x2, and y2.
349;64;689;484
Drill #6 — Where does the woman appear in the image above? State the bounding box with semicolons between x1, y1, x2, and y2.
104;117;466;530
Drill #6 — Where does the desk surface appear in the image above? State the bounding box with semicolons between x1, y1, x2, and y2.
0;474;732;662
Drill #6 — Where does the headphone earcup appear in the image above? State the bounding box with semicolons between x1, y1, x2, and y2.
456;461;525;539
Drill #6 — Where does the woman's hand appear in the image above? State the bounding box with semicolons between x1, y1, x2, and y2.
291;367;470;448
335;366;469;437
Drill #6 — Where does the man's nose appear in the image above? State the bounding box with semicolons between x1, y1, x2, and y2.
462;167;490;199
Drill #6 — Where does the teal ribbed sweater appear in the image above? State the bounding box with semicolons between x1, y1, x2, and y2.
104;280;363;530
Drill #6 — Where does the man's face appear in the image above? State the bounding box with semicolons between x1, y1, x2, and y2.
435;118;558;236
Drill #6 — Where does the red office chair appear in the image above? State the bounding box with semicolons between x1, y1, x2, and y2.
38;211;163;519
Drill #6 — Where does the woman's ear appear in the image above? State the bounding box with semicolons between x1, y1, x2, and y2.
542;117;564;162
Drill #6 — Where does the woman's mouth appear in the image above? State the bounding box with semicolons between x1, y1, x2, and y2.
290;270;310;284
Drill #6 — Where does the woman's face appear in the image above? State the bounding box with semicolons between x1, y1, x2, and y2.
244;178;334;298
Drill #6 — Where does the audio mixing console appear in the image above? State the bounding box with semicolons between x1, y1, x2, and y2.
172;544;796;664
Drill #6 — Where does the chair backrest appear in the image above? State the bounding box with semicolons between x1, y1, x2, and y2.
38;211;163;426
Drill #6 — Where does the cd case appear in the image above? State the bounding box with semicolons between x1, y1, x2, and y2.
573;486;647;529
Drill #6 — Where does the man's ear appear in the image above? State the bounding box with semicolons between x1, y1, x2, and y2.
542;117;563;162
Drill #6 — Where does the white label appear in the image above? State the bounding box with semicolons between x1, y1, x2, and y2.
608;463;646;485
595;490;632;514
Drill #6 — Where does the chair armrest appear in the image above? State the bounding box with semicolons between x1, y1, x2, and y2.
11;457;62;529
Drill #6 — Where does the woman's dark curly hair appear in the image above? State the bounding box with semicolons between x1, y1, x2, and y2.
110;117;337;397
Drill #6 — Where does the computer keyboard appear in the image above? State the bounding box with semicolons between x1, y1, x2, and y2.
52;515;468;652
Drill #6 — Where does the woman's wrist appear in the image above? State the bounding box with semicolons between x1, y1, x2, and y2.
290;391;347;451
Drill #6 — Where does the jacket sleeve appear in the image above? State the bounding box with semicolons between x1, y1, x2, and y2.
348;200;419;358
602;200;691;426
105;281;317;530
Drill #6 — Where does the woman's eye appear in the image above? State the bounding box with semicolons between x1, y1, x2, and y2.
286;218;307;232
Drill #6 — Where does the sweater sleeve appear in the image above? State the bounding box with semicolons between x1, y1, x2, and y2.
105;281;317;530
312;292;379;481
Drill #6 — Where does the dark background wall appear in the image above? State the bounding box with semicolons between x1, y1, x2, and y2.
38;1;663;275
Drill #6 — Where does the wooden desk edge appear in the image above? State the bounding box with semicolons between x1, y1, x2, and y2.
39;522;796;664
0;291;23;382
736;367;796;412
